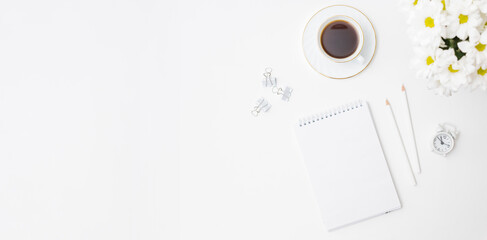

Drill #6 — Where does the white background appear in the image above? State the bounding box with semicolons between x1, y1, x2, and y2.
179;0;487;239
1;0;487;239
0;1;179;239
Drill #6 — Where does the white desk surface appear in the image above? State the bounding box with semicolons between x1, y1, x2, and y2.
0;1;178;239
1;0;487;239
179;0;487;239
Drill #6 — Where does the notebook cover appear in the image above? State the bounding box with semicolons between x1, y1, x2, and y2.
295;101;401;231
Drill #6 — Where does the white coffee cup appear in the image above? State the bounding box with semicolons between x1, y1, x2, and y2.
318;15;364;64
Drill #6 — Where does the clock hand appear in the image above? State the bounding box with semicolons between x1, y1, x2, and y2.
437;136;444;145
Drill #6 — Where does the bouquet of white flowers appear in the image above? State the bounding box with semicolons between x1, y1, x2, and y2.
403;0;487;96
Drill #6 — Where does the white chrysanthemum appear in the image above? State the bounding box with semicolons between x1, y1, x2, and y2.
467;30;487;90
412;46;449;80
400;0;420;12
408;0;446;47
474;0;487;14
400;0;422;24
445;0;482;40
402;0;487;95
470;65;487;90
480;29;487;48
432;49;476;95
457;35;487;68
424;49;456;95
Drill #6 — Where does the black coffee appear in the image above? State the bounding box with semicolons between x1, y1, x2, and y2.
320;20;358;59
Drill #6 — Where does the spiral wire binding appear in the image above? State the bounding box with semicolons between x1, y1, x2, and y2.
298;100;365;127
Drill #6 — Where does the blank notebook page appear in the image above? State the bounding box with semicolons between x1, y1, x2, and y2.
295;101;401;231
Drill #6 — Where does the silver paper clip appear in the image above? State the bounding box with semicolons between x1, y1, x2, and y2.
272;86;293;101
251;97;271;117
262;67;277;87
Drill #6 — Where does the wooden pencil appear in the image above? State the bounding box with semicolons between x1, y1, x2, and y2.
402;84;421;174
386;99;417;186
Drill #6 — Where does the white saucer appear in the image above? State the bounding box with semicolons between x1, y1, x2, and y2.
303;5;376;79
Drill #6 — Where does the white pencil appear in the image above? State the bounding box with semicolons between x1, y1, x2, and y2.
386;99;417;186
402;84;421;174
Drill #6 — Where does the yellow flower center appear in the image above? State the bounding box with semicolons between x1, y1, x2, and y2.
425;17;435;28
476;43;486;51
441;0;446;10
426;56;435;65
448;65;459;73
478;67;487;76
459;14;469;24
413;0;418;5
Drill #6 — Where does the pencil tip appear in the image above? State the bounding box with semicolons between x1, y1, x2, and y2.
386;99;390;105
402;84;406;91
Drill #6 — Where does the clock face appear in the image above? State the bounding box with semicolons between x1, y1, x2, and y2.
433;132;454;154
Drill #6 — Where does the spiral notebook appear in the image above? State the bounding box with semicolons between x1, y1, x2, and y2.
295;100;401;231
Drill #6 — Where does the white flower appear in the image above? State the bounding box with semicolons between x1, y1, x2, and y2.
470;65;487;90
403;0;487;95
474;0;487;14
445;0;482;40
408;0;446;47
433;49;476;95
457;36;487;68
400;0;421;12
412;46;448;80
466;30;487;90
480;28;487;49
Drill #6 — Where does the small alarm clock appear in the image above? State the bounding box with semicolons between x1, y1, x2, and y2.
432;123;458;157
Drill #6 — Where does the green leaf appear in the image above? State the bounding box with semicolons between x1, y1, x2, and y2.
440;37;467;60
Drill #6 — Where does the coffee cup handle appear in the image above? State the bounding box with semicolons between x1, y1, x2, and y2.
355;54;365;64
